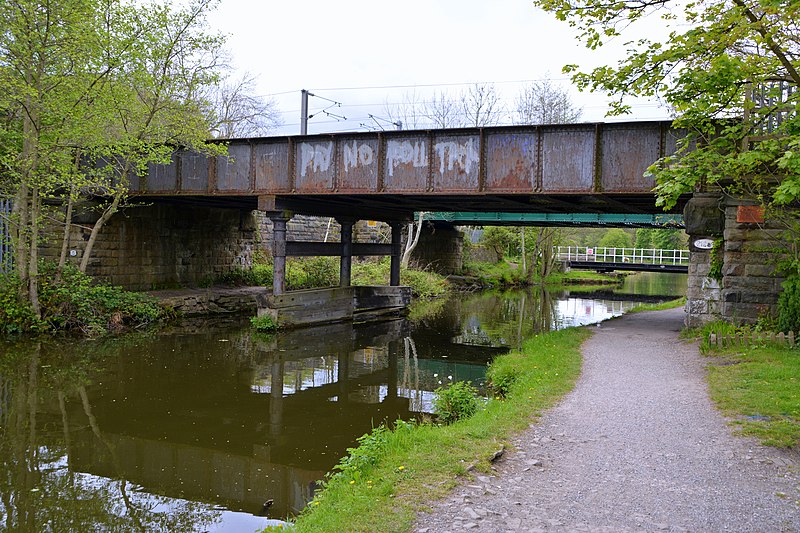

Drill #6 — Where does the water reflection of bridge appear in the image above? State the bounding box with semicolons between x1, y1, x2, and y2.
65;318;503;519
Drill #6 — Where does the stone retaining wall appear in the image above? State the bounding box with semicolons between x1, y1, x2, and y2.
685;195;786;327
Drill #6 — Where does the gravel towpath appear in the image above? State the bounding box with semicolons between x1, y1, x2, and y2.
413;307;800;532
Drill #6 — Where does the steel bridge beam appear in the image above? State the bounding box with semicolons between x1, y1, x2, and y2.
133;121;687;219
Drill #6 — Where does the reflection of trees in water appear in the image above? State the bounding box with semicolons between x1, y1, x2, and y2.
454;287;556;349
0;342;221;532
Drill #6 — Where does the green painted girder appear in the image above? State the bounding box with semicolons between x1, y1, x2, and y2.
422;212;684;228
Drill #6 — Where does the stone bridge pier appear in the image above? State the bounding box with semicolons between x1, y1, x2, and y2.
684;193;785;327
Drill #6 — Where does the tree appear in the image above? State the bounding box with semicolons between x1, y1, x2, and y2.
206;71;282;138
531;0;800;211
425;91;463;128
515;78;582;125
0;0;225;316
401;212;427;268
460;83;503;127
384;90;428;130
598;229;633;249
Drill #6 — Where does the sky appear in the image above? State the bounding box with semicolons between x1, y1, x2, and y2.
209;0;675;136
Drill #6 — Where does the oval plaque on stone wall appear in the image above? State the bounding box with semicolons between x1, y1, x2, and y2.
693;238;714;250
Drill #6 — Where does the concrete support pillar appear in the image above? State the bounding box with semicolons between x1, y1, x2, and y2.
269;212;292;295
390;222;403;286
337;218;354;288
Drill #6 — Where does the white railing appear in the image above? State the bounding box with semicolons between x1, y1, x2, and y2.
555;246;689;265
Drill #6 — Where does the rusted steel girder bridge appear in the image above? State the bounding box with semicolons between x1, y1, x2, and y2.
134;121;686;299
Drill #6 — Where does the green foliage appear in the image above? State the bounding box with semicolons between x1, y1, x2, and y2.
709;238;724;282
0;262;165;336
38;263;164;336
0;275;44;334
486;353;524;398
250;314;278;332
399;268;448;299
286;257;339;290
462;260;526;288
777;275;800;333
433;381;480;424
597;228;632;249
481;227;520;259
634;228;654;249
332;425;392;478
531;0;800;210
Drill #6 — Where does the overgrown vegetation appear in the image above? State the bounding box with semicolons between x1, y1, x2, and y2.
0;262;166;336
777;275;800;333
250;314;278;333
215;257;449;299
697;321;800;448
432;381;480;424
284;326;590;533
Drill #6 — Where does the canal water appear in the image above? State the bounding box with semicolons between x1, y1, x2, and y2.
0;272;685;531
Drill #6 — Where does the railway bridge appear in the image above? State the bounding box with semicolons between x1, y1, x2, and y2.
65;120;780;327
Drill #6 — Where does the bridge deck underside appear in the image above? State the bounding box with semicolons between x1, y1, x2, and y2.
134;121;687;221
145;192;681;220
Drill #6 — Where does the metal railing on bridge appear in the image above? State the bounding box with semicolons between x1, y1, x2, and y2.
555;246;689;266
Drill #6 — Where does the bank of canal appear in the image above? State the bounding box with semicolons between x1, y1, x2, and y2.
0;272;685;531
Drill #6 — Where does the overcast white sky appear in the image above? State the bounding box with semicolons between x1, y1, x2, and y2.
210;0;674;136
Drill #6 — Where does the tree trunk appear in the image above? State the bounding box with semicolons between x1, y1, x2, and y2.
56;191;74;281
401;212;426;268
79;193;121;273
27;190;40;319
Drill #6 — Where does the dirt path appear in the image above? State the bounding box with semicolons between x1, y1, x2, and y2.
413;308;800;532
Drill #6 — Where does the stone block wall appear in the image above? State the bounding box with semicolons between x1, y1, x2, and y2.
408;222;464;274
41;203;260;290
40;203;461;290
720;202;785;323
684;195;786;327
255;215;386;253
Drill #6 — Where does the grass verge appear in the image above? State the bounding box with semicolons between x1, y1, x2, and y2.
628;297;686;313
285;327;591;533
699;323;800;448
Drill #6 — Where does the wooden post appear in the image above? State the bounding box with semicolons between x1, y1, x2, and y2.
390;222;402;286
338;218;354;288
270;213;291;295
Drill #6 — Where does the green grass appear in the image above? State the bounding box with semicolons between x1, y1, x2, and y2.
704;340;800;448
544;270;624;285
285;327;591;533
628;297;686;313
696;321;800;448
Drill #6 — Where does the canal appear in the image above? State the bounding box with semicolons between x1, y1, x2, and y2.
0;272;685;531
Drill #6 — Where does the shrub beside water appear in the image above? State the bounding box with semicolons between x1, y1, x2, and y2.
0;262;165;336
432;381;480;424
251;314;278;332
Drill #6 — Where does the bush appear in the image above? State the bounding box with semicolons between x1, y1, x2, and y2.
486;353;525;398
36;263;164;336
433;381;479;424
0;262;165;336
777;275;800;333
287;256;339;289
251;314;278;332
0;275;44;334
